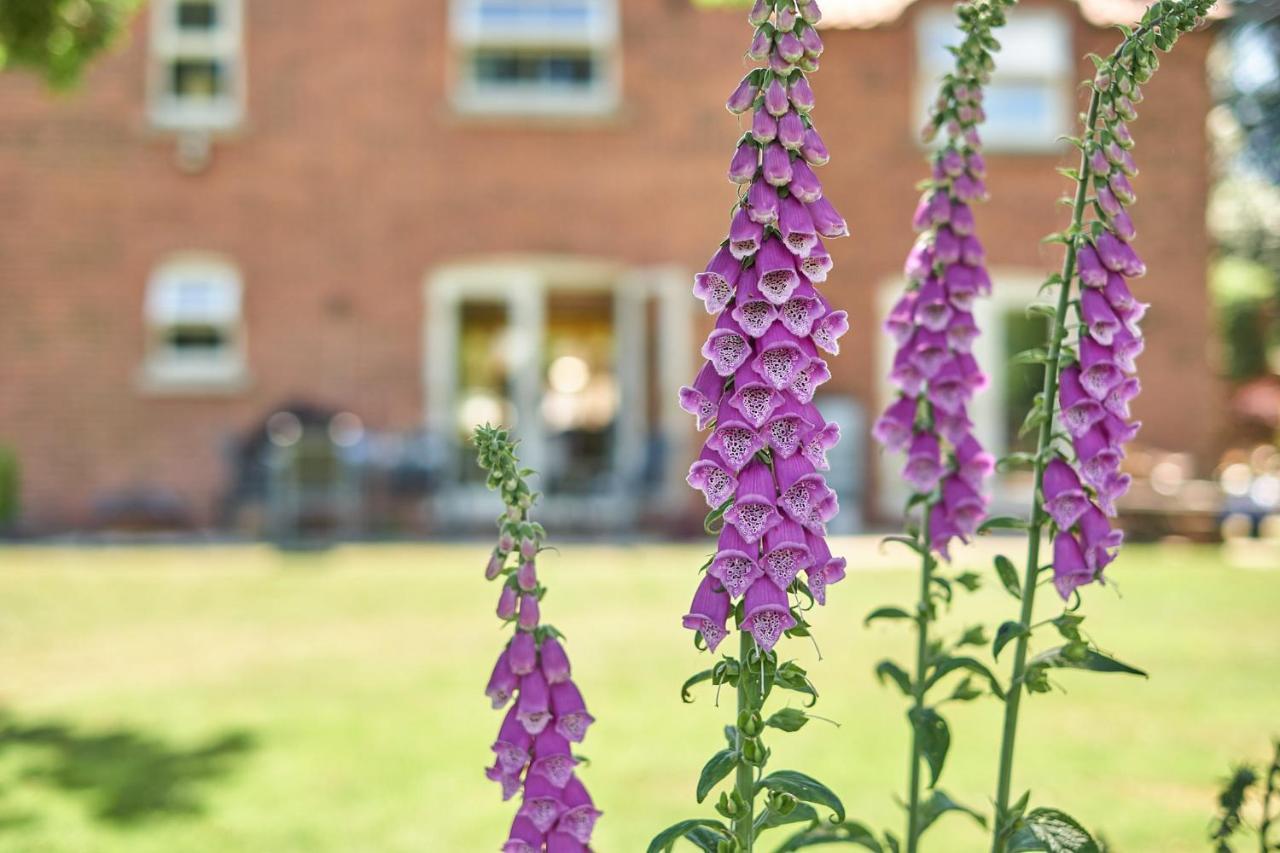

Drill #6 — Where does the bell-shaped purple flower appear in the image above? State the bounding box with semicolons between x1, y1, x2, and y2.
741;576;797;652
487;648;519;709
492;704;533;775
1051;531;1094;601
503;815;545;853
682;573;731;652
530;729;578;789
556;776;601;844
679;362;726;431
724;460;783;543
762;518;812;590
540;636;571;685
520;774;566;834
701;313;752;377
1043;458;1089;530
729;206;764;259
709;524;764;598
903;433;944;494
550;680;595;743
497;584;518;620
873;396;918;452
509;631;537;676
517;670;553;735
687;445;739;508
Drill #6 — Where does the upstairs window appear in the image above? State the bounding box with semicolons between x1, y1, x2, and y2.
916;8;1070;151
450;0;620;116
142;256;247;392
148;0;244;130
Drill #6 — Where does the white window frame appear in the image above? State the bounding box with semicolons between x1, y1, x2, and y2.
914;7;1071;153
139;253;249;394
874;271;1044;520
148;0;245;131
448;0;621;117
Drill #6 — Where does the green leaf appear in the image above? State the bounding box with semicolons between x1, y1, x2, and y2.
1007;808;1100;852
993;555;1022;599
647;818;732;853
1012;347;1050;365
753;802;819;837
908;707;950;787
766;708;810;733
685;826;730;852
925;655;1003;699
1018;406;1048;439
879;535;926;556
865;606;913;626
994;621;1030;660
681;669;714;703
757;770;846;822
696;748;737;803
918;789;987;835
775;820;885;851
775;661;819;706
981;516;1029;534
1032;646;1148;677
875;660;912;696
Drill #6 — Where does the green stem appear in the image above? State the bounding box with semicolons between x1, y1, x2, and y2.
906;505;934;853
734;629;756;852
989;83;1102;853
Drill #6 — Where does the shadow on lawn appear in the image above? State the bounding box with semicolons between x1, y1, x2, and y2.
0;716;255;825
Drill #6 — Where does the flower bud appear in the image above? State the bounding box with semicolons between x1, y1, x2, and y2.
497;584;518;620
747;0;770;26
519;537;537;560
517;560;537;591
486;550;505;580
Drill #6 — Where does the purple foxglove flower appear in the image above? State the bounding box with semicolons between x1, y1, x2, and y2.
1078;504;1123;573
890;346;927;397
811;308;848;355
516;561;537;592
1102;270;1136;311
726;74;759;115
747;27;772;61
945;310;979;353
729;365;785;427
788;354;830;404
933;226;961;265
807;196;848;239
955;433;995;490
1110;207;1137;241
729;140;760;184
517;670;553;735
775;453;835;531
800;243;833;282
1089;147;1111;176
521;774;566;833
778;196;819;257
1077;243;1108;288
509;631;537;675
940;147;965;177
944;263;989;307
800;418;840;470
539;636;571;685
503;816;544;853
693;246;740;314
1073;423;1123;488
912;190;949;231
941;475;986;538
949;200;975;235
1115;298;1148;335
763;397;818;458
764;77;790;116
787;159;823;204
497;584;518;620
872;396;917;452
708;412;767;473
748;0;770;26
884;292;918;346
907;329;950;378
804;532;846;605
763;142;793;187
732;292;780;339
752;323;811;389
679;362;726;431
799;24;823;57
547;832;587;853
1081;288;1122;346
1095;470;1132;517
798;0;823;24
960;234;984;267
709;524;764;598
788;75;816;113
752;108;778;144
520;537;537;560
1104;376;1141;418
779;291;824;337
487;649;519;709
556;776;601;844
925;359;974;414
929;509;963;562
530;729;578;788
1093;231;1130;273
724;460;783;543
486;550;506;580
778;110;806;151
952;173;986;202
904;236;934;283
1052;532;1094;601
499;531;516;553
904;433;944;494
1110;326;1144;373
729;206;764;259
741;576;797;651
914;278;954;332
701;313;752;377
1102;412;1141;446
550;681;595;743
682;573;731;651
1096;183;1123;217
1079;337;1124;400
800;126;829;166
1109;172;1136;205
757;239;801;303
966;150;986;176
762;519;812;590
1112;120;1135;148
776;31;805;64
487;763;522;799
687;445;739;508
747;177;781;225
493;704;533;775
776;6;797;31
769;51;795;75
518;593;540;630
1043;458;1089;530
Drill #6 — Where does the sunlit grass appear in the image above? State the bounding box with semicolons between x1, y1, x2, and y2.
0;542;1275;851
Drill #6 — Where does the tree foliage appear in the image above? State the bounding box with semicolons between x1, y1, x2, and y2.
0;0;140;89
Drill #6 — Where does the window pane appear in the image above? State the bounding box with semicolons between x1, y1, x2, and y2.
176;0;219;30
1002;311;1048;453
542;291;616;495
475;0;594;29
983;81;1057;144
456;301;514;481
164;323;227;353
169;58;226;99
472;49;596;88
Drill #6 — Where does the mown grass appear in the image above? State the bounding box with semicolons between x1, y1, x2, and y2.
0;541;1274;851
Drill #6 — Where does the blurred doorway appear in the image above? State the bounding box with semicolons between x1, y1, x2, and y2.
424;257;691;530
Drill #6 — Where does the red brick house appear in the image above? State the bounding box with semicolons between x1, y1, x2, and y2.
0;0;1219;534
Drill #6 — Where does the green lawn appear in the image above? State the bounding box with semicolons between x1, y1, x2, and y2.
0;541;1274;852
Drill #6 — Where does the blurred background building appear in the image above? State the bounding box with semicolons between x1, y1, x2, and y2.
0;0;1271;539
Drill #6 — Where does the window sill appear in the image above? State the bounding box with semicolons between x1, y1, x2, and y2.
136;362;251;397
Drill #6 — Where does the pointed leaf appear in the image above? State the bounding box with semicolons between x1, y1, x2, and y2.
993;555;1022;598
908;707;950;787
753;802;819;837
865;606;913;626
775;820;885;851
981;516;1029;534
994;621;1030;661
648;819;732;853
757;770;846;822
925;655;1003;699
766;708;810;732
696;748;737;803
1032;646;1148;677
875;660;912;696
1007;808;1100;852
918;789;987;835
681;669;714;703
